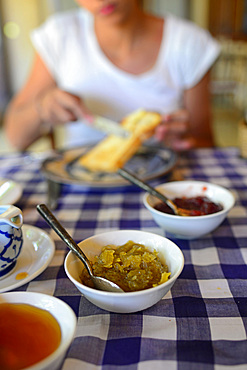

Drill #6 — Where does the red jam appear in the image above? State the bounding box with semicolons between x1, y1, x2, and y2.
154;196;223;216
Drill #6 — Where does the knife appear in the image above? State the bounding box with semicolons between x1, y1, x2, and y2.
92;115;130;138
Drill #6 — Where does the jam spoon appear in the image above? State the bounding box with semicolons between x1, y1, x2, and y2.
37;204;124;293
118;168;191;216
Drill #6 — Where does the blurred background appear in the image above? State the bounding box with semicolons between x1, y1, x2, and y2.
0;0;247;152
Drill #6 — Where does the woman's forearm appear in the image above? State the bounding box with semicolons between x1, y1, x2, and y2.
4;98;47;151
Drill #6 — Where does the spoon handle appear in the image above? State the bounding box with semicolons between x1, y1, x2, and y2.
118;168;177;211
37;204;93;276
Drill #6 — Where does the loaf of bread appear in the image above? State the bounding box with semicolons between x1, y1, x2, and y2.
79;109;161;172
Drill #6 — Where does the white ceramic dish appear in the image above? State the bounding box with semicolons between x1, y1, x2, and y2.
0;224;55;292
0;179;23;205
143;180;235;239
64;230;184;313
0;291;77;370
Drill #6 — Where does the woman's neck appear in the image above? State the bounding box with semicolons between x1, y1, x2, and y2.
94;11;164;75
94;6;145;52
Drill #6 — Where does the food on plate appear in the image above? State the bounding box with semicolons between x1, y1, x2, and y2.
0;303;61;370
154;196;223;216
79;109;161;172
80;240;170;292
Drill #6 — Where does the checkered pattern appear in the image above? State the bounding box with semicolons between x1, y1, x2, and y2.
0;148;247;369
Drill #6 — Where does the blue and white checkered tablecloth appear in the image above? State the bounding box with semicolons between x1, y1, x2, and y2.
0;147;247;370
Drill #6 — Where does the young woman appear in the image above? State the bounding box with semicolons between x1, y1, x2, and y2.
4;0;220;151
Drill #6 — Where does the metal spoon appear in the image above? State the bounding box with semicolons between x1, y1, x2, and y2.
37;204;124;293
118;168;191;217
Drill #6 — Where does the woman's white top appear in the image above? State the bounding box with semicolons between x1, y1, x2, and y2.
31;9;220;148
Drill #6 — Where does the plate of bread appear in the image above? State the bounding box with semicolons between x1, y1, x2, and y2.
41;109;177;187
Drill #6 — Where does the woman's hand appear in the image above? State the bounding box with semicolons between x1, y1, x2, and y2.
35;88;92;126
155;72;214;151
4;53;94;150
155;109;195;151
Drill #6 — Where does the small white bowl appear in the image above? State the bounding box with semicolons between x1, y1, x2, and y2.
0;292;77;370
143;180;235;239
64;230;184;313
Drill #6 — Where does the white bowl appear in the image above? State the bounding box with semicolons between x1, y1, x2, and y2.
64;230;184;313
0;292;77;370
143;180;235;239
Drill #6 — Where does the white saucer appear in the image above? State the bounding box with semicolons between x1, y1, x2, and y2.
0;224;55;293
0;179;23;205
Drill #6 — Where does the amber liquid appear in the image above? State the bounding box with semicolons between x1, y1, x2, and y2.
0;303;61;370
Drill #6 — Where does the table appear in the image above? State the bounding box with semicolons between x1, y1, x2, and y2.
0;147;247;369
